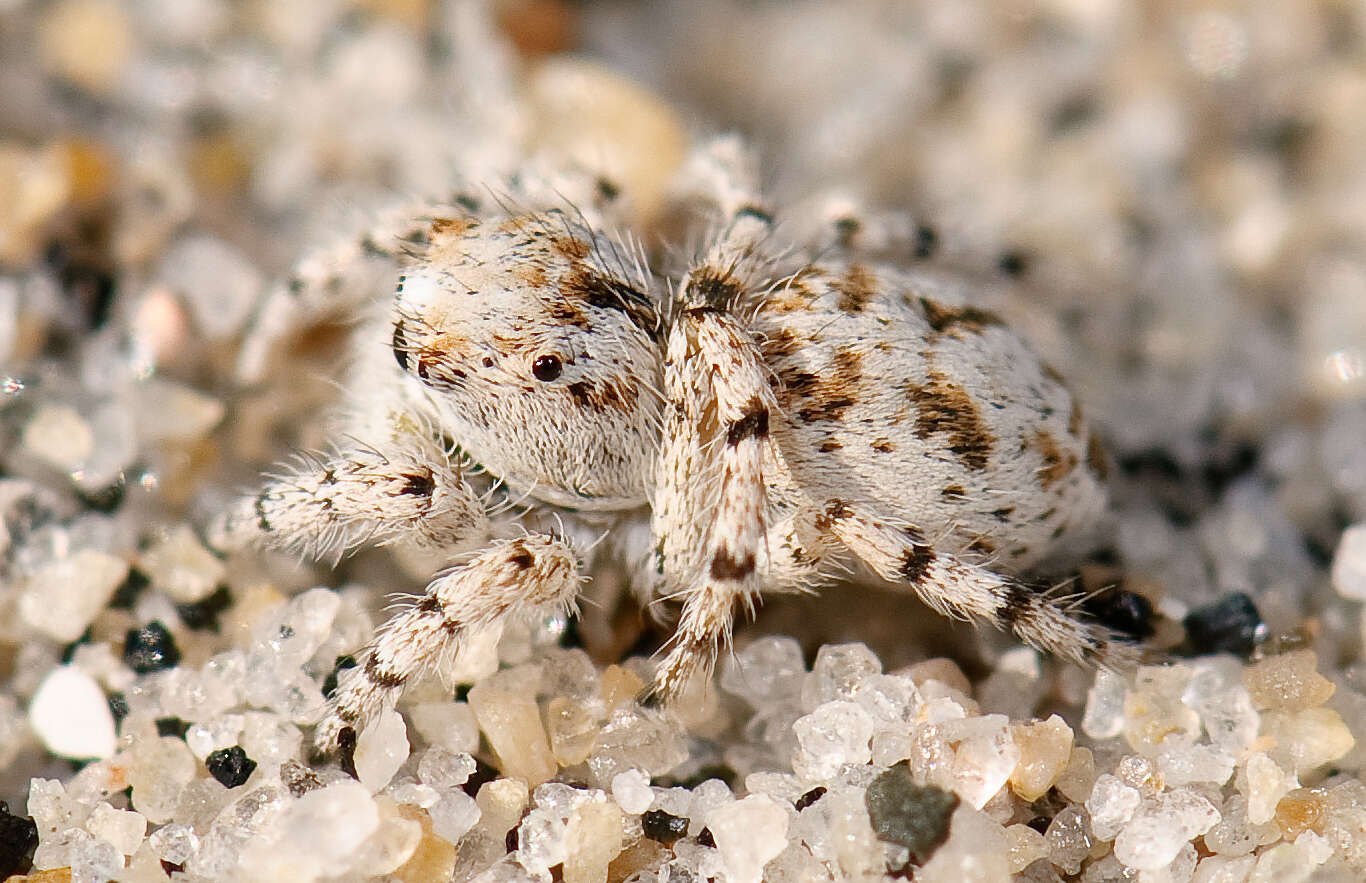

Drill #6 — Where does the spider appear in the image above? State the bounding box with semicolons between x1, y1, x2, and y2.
219;136;1141;751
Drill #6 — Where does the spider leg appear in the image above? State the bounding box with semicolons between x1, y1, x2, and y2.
815;499;1143;668
315;534;580;752
651;211;786;699
212;438;489;563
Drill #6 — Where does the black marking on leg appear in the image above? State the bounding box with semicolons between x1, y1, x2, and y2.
415;596;442;615
726;401;769;446
688;268;742;307
899;544;937;584
254;494;272;532
392;320;410;372
508;548;535;571
710;549;757;581
363;654;405;690
998;583;1035;628
399;471;434;497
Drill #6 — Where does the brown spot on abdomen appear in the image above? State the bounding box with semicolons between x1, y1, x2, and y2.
1027;428;1078;490
834;263;877;313
906;370;995;470
919;297;1003;336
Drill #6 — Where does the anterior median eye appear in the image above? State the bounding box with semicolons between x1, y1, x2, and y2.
532;354;563;382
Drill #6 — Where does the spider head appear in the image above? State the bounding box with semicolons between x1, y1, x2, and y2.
391;212;663;510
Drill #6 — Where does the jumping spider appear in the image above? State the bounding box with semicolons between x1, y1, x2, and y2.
221;136;1141;751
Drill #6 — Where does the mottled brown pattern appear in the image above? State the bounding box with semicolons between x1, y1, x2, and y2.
429;217;473;237
761;327;802;362
919;297;1004;335
967;537;996;555
815;499;854;530
776;366;821;398
940;484;966;500
560;263;658;337
871;438;895;453
906;370;995;470
1027;428;1078;490
818;439;842;452
549;230;591;259
797;395;856;424
1068;397;1085;438
565;377;637;412
834;263;877;313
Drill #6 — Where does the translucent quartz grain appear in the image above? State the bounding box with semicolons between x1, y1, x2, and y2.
1113;789;1220;871
427;790;481;844
562;801;624;883
546;696;598;766
475;778;528;837
1191;854;1257;883
1005;823;1048;873
1083;668;1128;740
951;717;1021;810
917;804;1009;883
720;635;807;706
468;682;556;785
610;769;653;815
1123;674;1201;757
708;795;789;883
19;548;128;643
599;664;644;710
408;701;480;754
138;525;226;603
1086;774;1141;841
1055;746;1098;802
417;747;476;791
1243;650;1335;711
22;404;94;471
804;642;881;706
1272;788;1325;839
1260;708;1355;775
353;796;422;876
126;736;197;825
1045;805;1092;874
587;707;688;786
1009;714;1074;801
1247;830;1333;882
1157;742;1237;786
354;709;410;792
84;802;146;856
791;701;875;781
391;804;457;883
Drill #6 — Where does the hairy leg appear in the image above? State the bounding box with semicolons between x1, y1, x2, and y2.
818;500;1142;668
316;534;580;750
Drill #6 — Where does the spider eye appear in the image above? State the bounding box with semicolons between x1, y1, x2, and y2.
532;354;563;382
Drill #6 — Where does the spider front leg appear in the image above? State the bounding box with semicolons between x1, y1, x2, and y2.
213;439;489;562
316;534;580;751
651;284;780;700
